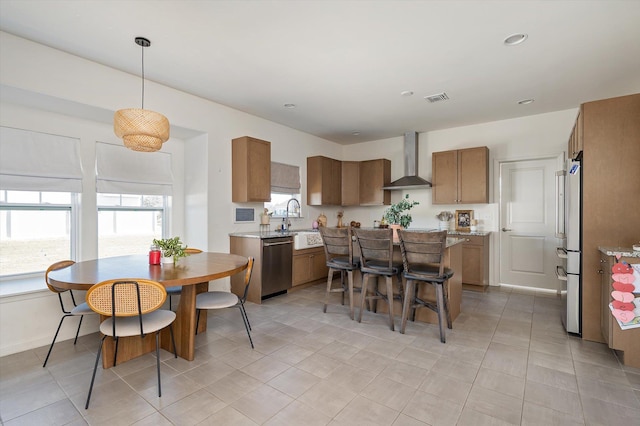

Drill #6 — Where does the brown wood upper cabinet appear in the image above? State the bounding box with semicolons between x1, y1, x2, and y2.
568;111;583;160
310;157;391;206
341;161;360;206
432;146;489;204
358;159;391;206
307;156;342;206
232;136;271;203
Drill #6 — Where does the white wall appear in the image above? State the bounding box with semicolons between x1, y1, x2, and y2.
0;31;577;356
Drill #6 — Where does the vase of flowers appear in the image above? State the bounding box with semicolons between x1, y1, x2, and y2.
383;194;419;241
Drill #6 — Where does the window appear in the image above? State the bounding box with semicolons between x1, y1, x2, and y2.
0;190;77;277
266;162;301;218
95;142;173;258
97;194;167;258
265;192;301;218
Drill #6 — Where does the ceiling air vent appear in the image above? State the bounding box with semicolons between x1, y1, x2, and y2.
424;92;449;103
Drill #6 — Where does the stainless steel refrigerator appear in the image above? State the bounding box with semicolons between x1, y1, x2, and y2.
557;157;582;335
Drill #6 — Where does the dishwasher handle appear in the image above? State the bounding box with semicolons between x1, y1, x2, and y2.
263;240;293;247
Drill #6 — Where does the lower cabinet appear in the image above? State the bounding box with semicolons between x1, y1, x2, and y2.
461;234;489;290
293;247;328;286
599;252;640;368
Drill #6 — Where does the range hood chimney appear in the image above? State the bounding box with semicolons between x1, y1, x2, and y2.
383;131;432;190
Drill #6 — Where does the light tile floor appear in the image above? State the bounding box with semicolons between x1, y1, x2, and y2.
1;284;639;425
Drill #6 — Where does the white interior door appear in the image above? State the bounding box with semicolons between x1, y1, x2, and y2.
499;157;561;290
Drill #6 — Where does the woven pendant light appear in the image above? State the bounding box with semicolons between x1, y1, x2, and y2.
114;37;170;152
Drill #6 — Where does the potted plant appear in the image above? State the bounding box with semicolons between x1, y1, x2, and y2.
384;194;420;227
383;194;419;241
153;236;188;264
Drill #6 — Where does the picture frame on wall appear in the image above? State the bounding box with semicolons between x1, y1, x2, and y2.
455;209;473;232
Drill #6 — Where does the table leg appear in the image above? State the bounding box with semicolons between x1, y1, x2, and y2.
160;282;208;360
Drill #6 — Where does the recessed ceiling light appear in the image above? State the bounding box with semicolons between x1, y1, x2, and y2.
504;33;528;46
283;103;296;108
400;90;414;97
518;99;534;105
352;131;361;136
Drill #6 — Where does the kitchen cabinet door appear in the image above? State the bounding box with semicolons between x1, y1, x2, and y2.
341;161;360;206
307;156;342;206
432;150;458;204
432;147;488;204
293;247;327;286
458;147;489;203
232;136;271;202
359;159;391;206
461;234;489;290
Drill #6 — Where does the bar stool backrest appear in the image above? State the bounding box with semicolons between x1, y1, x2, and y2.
353;228;394;271
319;226;354;265
398;230;448;277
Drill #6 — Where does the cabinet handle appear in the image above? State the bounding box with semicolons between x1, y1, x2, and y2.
466;238;471;242
501;228;513;232
597;269;604;274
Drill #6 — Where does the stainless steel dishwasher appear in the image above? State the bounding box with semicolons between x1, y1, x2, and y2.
261;236;293;299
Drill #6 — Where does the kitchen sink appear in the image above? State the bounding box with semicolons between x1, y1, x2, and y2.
294;231;324;250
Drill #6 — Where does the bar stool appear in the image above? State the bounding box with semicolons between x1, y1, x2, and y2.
353;228;404;331
397;230;453;343
319;226;361;319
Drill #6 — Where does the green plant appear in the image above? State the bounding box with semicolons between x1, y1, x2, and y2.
383;194;419;228
153;236;188;263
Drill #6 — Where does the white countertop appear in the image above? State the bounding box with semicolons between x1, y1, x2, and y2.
598;246;640;258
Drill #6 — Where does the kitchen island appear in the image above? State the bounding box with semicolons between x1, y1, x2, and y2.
352;234;465;326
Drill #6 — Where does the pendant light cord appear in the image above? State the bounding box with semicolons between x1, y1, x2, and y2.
140;42;145;109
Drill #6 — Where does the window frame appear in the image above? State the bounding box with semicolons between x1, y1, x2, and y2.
96;194;169;258
0;191;79;280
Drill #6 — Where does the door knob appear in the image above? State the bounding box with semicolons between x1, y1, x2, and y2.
501;228;513;232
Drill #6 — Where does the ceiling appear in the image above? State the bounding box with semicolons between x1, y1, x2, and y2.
1;0;639;144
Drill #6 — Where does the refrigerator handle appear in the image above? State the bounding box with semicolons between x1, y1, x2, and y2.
556;266;568;281
555;170;566;238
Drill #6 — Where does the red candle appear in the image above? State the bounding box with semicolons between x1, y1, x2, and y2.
149;246;161;265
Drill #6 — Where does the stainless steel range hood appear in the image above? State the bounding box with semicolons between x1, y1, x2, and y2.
383;131;432;190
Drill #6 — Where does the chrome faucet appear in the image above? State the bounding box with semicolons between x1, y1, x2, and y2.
286;198;301;230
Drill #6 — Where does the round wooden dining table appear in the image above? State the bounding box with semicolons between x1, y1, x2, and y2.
48;252;248;367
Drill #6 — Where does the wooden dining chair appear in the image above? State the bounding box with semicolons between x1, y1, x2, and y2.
195;257;255;348
397;230;454;343
352;228;404;331
84;279;177;409
42;260;96;368
319;226;361;320
166;247;203;309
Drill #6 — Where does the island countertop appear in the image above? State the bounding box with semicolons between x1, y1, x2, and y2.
598;246;640;258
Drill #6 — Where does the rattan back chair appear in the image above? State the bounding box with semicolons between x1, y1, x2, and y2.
397;230;454;343
319;226;361;319
195;257;255;348
352;228;404;331
84;279;177;409
166;248;203;309
42;260;96;368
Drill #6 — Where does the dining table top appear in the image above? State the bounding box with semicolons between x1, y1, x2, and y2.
47;252;249;290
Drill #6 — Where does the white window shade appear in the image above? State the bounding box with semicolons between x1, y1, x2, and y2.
0;126;83;192
96;142;173;195
271;162;300;194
